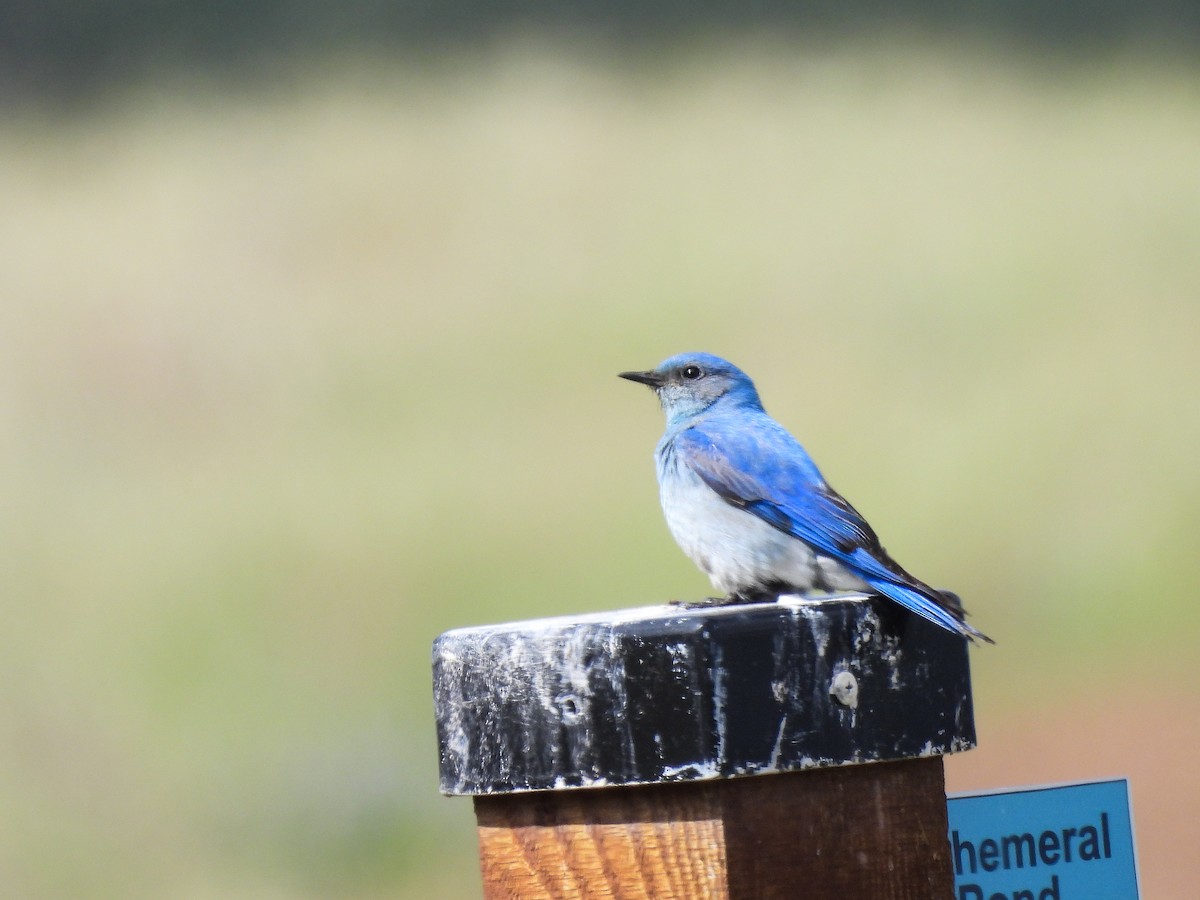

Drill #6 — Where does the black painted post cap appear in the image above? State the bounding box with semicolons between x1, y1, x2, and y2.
433;595;975;796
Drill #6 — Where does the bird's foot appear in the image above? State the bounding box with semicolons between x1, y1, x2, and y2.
727;588;785;605
669;596;731;609
669;588;788;609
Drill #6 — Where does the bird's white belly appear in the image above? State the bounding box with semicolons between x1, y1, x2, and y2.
658;463;867;597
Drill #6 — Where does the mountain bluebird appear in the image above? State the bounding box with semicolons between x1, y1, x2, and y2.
621;352;991;643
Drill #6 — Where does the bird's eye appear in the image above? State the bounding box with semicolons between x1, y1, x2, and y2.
681;365;703;381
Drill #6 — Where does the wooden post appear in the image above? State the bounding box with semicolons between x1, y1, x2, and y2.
433;597;975;899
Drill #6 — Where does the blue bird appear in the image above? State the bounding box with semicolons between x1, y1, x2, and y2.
620;352;991;643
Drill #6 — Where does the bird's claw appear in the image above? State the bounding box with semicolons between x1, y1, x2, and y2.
668;596;731;609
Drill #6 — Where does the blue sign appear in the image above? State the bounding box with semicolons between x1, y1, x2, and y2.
947;779;1139;899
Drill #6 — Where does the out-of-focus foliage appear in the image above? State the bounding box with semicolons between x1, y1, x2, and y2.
1;36;1198;899
4;1;1200;103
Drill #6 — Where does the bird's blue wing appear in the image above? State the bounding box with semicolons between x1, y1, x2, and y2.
673;419;879;561
674;419;985;640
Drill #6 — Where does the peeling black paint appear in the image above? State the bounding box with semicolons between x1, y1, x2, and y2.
433;596;975;795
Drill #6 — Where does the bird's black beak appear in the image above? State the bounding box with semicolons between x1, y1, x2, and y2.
619;369;665;388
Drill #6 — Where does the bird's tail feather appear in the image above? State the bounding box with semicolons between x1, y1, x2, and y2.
869;579;994;644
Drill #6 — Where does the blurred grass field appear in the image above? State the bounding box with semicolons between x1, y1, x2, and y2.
1;36;1198;898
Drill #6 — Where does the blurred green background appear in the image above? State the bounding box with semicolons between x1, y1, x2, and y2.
2;7;1199;898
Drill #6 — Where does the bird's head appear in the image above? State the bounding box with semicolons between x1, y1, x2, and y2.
619;352;762;426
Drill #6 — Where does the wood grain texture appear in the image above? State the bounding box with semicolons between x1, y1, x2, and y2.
474;756;953;900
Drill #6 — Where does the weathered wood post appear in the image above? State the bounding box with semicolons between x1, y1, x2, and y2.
433;596;975;899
